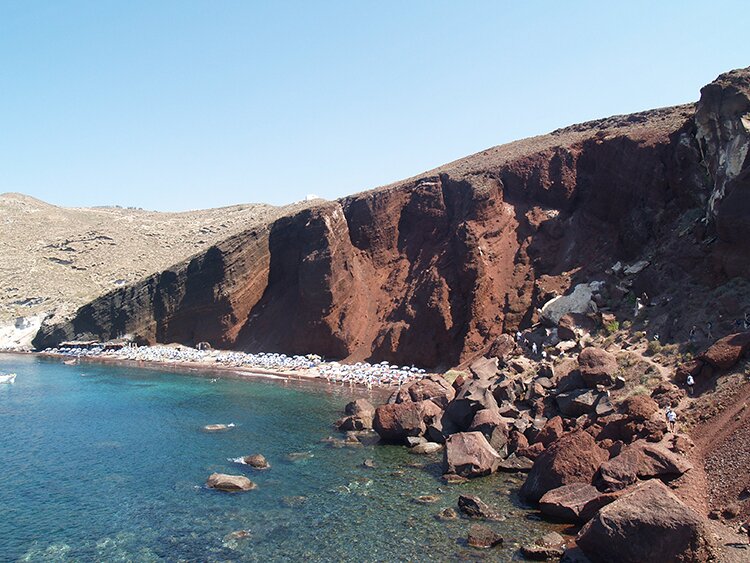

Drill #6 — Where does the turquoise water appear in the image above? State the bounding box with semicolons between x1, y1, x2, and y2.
0;354;556;562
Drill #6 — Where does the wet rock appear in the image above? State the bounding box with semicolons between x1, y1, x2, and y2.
362;459;376;468
414;495;440;504
442;473;469;484
577;347;617;387
457;495;504;520
521;430;609;502
435;507;459;521
410;442;443;455
467;524;503;549
206;473;256;492
406;436;427;447
444;431;502;478
521;531;566;560
243;454;270;469
285;451;313;462
577;480;714;563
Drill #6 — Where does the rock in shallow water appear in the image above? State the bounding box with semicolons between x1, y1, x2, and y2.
467;524;503;549
521;531;566;560
243;453;270;469
457;495;504;521
206;473;256;492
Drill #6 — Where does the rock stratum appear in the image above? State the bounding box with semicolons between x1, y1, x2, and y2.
30;67;750;368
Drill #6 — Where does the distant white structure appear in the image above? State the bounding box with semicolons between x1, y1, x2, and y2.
304;194;320;201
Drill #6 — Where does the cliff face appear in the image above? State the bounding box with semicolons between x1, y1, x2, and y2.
34;68;750;367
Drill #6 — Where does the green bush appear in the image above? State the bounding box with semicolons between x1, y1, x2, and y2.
604;319;620;335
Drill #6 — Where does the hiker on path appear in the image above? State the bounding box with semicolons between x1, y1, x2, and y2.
666;408;677;433
686;374;695;396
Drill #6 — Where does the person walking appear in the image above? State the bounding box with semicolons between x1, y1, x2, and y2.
666;408;677;433
686;374;695;396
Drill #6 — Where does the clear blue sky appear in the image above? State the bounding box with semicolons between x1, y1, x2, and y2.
0;1;747;211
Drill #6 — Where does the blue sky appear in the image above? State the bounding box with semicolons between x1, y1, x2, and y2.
0;1;747;211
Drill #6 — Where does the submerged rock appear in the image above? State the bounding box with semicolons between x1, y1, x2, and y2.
457;495;504;521
203;423;234;432
409;442;443;455
435;507;459;521
206;473;256;492
467;524;503;549
521;531;566;560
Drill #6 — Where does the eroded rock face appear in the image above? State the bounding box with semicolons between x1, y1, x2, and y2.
597;441;693;491
521;430;609;502
696;68;750;278
577;480;714;563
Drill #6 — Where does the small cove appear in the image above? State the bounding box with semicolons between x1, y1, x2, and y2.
0;354;558;561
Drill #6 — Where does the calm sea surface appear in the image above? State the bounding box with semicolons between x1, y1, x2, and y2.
0;354;556;562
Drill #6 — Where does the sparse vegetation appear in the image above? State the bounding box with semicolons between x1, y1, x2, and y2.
645;340;662;355
604;319;620;335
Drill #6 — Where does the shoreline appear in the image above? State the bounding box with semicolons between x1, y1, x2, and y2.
2;350;394;401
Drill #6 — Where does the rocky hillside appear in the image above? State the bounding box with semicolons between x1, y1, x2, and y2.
0;194;311;348
34;67;750;370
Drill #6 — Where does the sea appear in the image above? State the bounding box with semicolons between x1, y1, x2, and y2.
0;354;557;562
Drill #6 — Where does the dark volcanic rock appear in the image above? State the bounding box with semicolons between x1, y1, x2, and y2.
577;480;714;563
521;430;609;502
457;495;503;520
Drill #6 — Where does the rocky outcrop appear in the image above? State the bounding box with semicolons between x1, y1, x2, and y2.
597;441;693;491
577;347;618;387
521;430;609;502
538;483;622;524
577;480;714;563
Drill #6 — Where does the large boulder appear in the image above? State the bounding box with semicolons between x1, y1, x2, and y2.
597;441;693;491
558;313;597;341
390;375;455;409
521;430;609;502
577;480;714;562
444;431;502;478
469;356;500;380
467;524;503;549
338;398;376;430
206;473;257;492
535;416;565;447
699;331;750;370
577;347;618;387
539;483;624;523
620;395;659;421
373;399;443;443
540;282;600;325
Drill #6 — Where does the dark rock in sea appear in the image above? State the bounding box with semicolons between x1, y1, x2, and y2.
435;507;459;521
362;458;376;469
373;400;443;443
467;524;503;549
457;495;504;521
520;531;566;560
414;495;440;504
280;495;307;508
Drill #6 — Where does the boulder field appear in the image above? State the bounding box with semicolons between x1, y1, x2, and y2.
33;67;750;373
335;326;749;562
